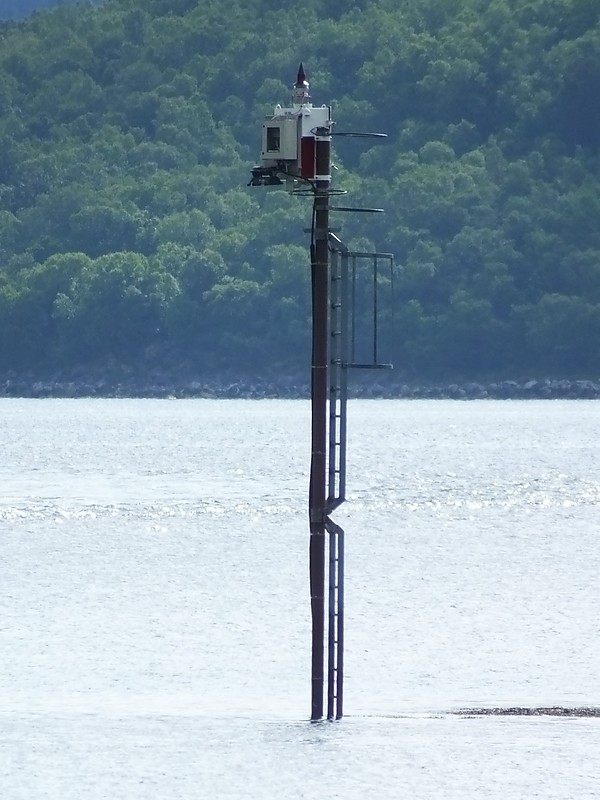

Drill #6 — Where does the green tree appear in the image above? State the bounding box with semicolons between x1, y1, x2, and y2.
54;251;178;360
1;0;600;379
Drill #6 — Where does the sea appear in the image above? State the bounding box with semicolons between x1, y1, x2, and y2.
1;398;599;799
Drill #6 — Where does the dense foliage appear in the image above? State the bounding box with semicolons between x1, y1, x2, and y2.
0;0;103;21
1;0;599;379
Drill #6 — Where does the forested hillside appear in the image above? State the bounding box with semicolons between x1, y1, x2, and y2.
0;0;103;21
1;0;599;381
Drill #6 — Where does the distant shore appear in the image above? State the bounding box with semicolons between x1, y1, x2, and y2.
1;373;599;400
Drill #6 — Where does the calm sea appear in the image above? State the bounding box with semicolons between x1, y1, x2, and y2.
1;398;599;799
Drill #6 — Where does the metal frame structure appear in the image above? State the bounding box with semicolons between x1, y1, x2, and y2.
250;65;393;721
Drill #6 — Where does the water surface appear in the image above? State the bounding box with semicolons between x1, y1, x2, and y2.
2;399;599;798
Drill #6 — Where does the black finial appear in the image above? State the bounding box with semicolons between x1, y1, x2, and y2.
295;62;306;88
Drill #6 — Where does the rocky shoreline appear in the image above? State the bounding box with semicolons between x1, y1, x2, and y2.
455;706;600;717
1;373;599;399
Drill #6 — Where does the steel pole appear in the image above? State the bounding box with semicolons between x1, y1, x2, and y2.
309;135;330;721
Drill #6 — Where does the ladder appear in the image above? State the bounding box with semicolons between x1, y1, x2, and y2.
327;238;349;512
323;235;394;720
324;238;349;720
326;517;344;720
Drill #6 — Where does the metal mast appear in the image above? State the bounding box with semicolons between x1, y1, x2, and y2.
249;65;392;722
308;112;332;721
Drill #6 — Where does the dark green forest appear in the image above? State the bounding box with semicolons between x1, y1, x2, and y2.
1;0;600;380
0;0;103;21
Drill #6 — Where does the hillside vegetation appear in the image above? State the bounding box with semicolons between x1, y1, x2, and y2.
1;0;599;380
0;0;103;21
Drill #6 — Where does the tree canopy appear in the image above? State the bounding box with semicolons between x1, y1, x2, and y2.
1;0;599;380
0;0;103;21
